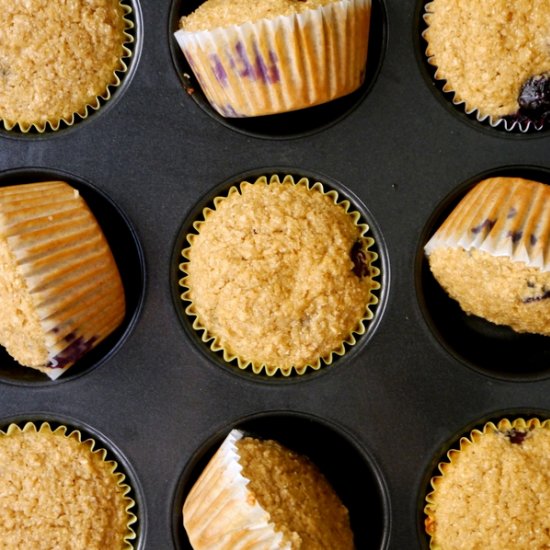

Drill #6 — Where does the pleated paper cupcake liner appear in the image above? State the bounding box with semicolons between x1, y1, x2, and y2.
0;421;137;548
425;177;550;272
183;429;290;549
0;181;126;379
0;1;135;134
178;174;381;377
174;0;371;117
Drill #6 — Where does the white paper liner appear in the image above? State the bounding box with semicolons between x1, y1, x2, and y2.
425;177;550;272
174;0;371;117
183;429;290;549
0;181;125;379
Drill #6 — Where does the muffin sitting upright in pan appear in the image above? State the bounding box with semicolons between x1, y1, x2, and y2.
0;181;126;379
424;417;550;549
174;0;372;117
0;422;136;549
183;429;355;549
179;174;380;376
423;0;550;130
424;177;550;336
0;0;133;132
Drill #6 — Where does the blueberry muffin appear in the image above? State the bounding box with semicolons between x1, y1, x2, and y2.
0;0;132;132
184;429;355;549
424;177;550;336
425;417;550;549
0;181;126;379
179;174;380;375
423;0;550;130
174;0;371;117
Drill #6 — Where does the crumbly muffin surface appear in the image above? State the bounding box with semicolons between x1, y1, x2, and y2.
0;425;131;550
0;0;126;129
428;247;550;336
180;0;339;32
424;0;550;118
184;178;377;371
426;424;550;549
237;437;354;549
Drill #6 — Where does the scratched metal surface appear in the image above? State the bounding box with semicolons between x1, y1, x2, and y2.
0;0;549;548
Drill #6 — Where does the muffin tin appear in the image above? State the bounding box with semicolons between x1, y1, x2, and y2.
0;0;548;548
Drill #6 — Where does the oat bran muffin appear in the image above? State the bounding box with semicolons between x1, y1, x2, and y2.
0;422;136;549
183;429;355;549
174;0;371;117
179;174;380;376
0;0;132;132
423;0;550;129
0;181;126;379
424;177;550;336
424;417;550;549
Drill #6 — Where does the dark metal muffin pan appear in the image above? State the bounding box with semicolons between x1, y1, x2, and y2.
0;0;548;548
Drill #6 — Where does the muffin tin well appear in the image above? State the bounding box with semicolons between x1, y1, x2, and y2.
168;0;387;139
0;168;145;385
0;0;548;548
416;165;550;381
170;167;388;381
172;411;390;549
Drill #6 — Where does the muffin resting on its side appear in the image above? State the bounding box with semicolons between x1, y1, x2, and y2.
179;174;380;376
0;422;136;549
0;181;126;379
424;177;550;336
423;0;550;129
424;417;550;549
183;429;355;549
0;0;132;132
174;0;371;117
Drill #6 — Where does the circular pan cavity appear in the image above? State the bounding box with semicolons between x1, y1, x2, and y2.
0;167;146;386
416;409;550;549
0;0;142;140
0;412;145;549
416;165;550;381
168;0;387;140
172;411;390;549
414;0;549;137
170;167;388;382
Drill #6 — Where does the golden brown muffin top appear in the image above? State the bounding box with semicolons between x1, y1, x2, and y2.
180;0;340;32
426;420;550;549
182;176;378;373
237;437;354;549
0;424;133;549
424;0;550;118
0;0;127;130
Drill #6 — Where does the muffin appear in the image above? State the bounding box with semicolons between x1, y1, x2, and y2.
174;0;371;117
0;421;136;549
424;177;550;336
423;0;550;130
184;429;355;549
0;0;133;133
179;174;380;376
424;417;550;549
0;180;126;379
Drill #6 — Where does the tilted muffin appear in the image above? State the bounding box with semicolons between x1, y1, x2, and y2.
174;0;371;117
424;177;550;336
179;174;380;376
184;429;355;549
0;181;126;379
0;422;136;549
0;0;133;132
423;0;550;130
424;417;550;549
